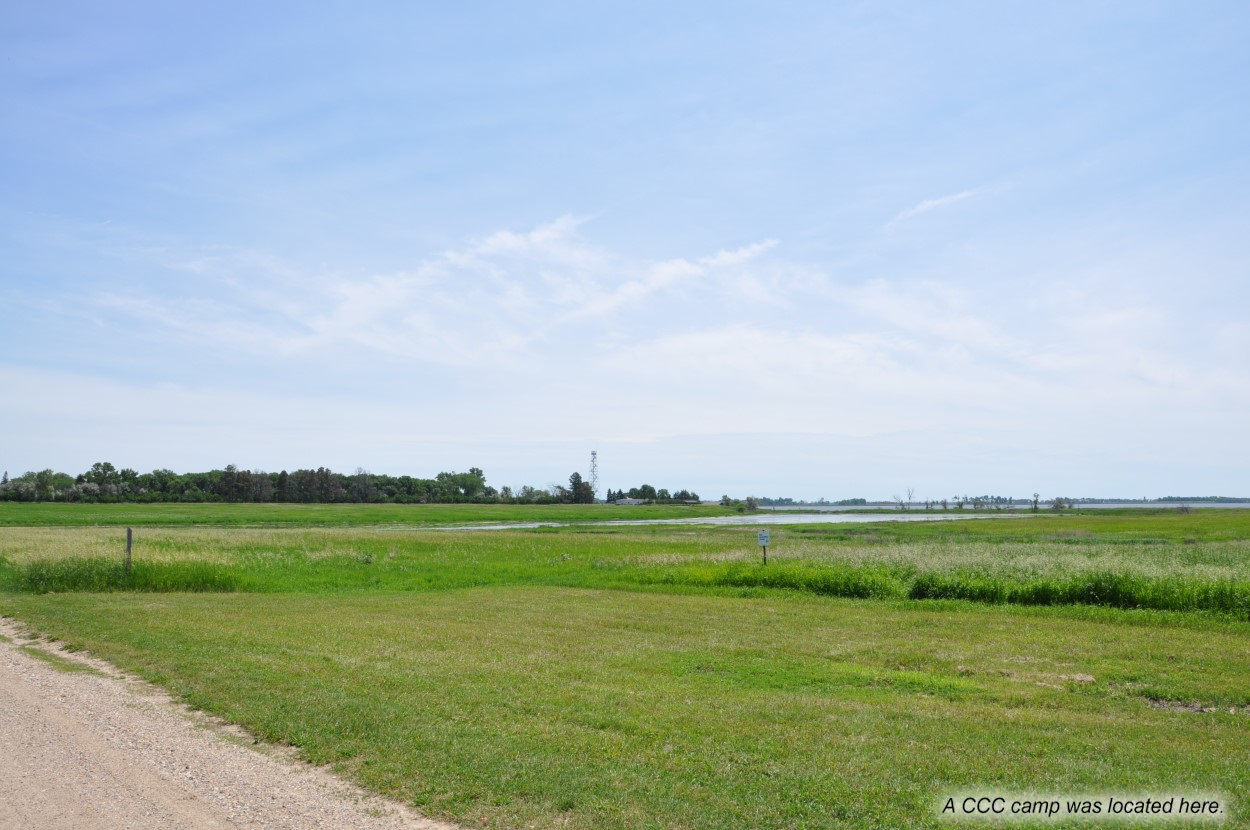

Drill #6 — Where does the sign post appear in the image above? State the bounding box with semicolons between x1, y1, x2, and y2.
758;529;770;565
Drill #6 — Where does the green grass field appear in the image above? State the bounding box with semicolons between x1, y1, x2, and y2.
2;512;1247;615
0;501;736;527
2;506;1248;828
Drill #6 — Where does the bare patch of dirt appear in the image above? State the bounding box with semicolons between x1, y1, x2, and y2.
1147;698;1250;715
1060;673;1096;683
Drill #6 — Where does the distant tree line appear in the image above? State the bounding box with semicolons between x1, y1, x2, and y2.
0;463;717;506
603;485;700;503
0;463;590;504
1157;496;1247;503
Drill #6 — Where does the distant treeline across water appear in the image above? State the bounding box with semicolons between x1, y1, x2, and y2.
3;463;514;504
0;463;702;506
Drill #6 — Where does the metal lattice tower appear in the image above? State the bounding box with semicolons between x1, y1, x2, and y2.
589;450;599;499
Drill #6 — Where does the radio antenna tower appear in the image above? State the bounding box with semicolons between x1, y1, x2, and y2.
589;450;599;500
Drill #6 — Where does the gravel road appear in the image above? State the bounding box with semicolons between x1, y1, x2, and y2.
0;618;461;830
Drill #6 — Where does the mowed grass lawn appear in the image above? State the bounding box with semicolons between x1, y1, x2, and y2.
2;508;1249;828
4;589;1249;829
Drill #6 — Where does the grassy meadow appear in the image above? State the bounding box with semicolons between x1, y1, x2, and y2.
2;505;1249;828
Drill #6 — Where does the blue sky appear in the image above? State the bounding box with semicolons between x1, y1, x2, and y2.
3;1;1248;500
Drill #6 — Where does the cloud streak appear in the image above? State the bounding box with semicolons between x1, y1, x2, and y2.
887;187;983;227
75;218;783;372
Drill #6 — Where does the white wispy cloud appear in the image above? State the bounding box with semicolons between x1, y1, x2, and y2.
887;187;983;227
557;239;778;324
79;218;784;370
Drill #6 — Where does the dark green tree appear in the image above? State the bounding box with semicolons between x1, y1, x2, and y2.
81;461;119;488
569;472;594;504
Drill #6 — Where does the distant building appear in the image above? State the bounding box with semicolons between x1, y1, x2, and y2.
613;497;646;505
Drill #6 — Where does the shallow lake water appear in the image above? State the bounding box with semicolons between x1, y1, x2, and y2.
759;502;1250;511
435;512;1028;531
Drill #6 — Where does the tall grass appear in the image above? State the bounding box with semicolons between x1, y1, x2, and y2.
4;558;237;593
627;561;908;599
908;570;1250;615
614;560;1250;616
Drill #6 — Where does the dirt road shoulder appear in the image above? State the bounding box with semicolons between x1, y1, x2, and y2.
0;617;460;830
